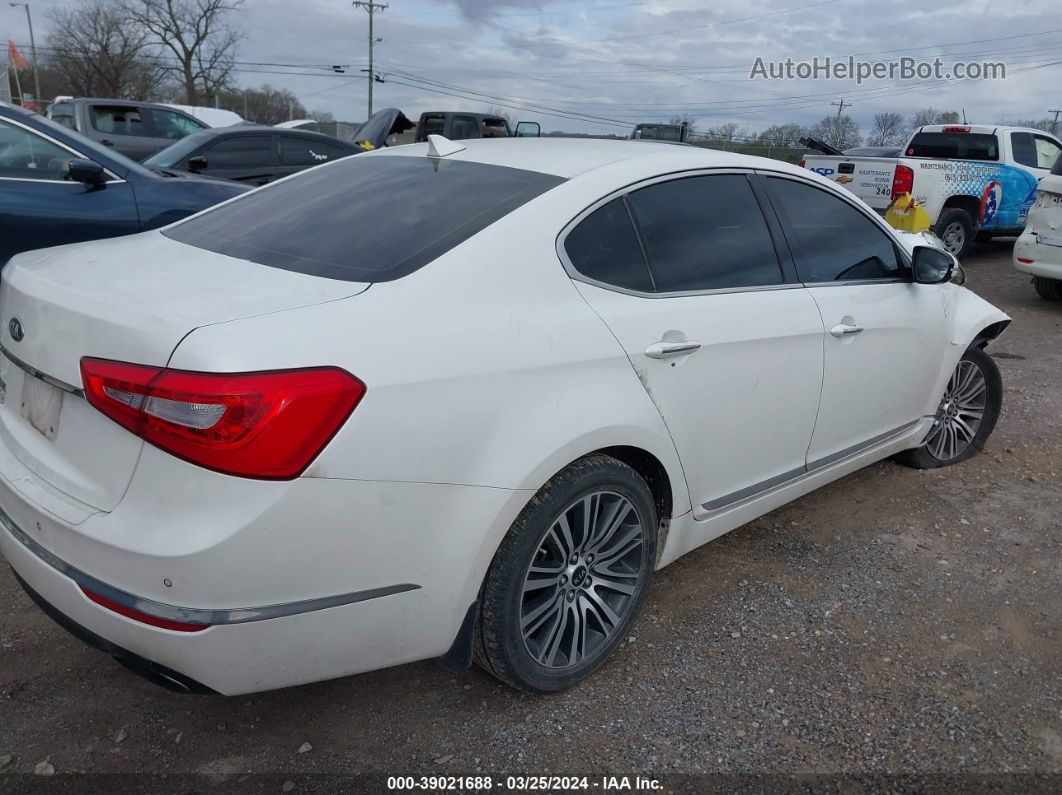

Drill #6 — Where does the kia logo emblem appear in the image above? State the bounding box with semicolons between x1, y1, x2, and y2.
8;317;24;342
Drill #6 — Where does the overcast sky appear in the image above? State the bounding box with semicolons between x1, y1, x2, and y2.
3;0;1060;135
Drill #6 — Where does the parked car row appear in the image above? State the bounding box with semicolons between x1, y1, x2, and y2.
0;118;1014;696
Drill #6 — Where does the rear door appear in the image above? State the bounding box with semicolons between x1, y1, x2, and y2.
565;172;825;515
762;173;947;466
0;115;138;263
275;135;353;180
192;134;276;184
85;104;159;161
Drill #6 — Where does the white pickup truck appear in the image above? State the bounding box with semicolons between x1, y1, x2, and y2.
802;124;1062;257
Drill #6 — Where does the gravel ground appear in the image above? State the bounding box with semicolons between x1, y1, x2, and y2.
1;241;1060;790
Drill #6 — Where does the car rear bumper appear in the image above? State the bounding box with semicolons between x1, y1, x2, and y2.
1014;232;1062;280
0;454;531;694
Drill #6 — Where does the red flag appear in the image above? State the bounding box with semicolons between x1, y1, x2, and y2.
7;40;29;71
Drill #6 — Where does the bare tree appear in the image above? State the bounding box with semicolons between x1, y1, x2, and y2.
668;114;698;138
910;107;961;128
123;0;244;105
217;84;306;124
867;112;906;146
809;114;861;149
47;0;168;99
758;122;806;147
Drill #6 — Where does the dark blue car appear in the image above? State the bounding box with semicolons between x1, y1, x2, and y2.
0;103;248;264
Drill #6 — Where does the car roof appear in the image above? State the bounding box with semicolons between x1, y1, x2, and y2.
371;137;810;180
187;125;355;144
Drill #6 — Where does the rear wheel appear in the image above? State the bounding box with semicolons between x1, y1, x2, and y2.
1033;276;1062;301
934;208;974;259
475;455;657;692
894;346;1002;469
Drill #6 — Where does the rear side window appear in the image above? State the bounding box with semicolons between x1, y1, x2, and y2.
564;199;654;292
906;132;998;161
450;116;480;140
91;105;146;137
165;155;565;282
765;177;902;282
1011;132;1062;170
279;136;350;166
627;175;783;292
50;103;75;130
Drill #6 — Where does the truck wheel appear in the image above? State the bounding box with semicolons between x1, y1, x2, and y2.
934;209;974;259
1033;276;1062;300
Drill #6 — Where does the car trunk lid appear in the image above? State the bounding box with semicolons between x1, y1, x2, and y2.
0;231;367;513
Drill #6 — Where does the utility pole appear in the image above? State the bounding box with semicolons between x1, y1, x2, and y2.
9;3;41;110
352;1;387;119
830;98;851;121
1051;109;1062;136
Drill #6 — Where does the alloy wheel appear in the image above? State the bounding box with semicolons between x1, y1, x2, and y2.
925;359;988;461
520;491;645;669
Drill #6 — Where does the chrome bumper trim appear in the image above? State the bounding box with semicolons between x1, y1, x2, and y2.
0;503;419;625
0;343;83;397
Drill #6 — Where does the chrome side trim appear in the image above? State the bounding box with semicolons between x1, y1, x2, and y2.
0;344;83;397
0;505;420;625
699;420;921;513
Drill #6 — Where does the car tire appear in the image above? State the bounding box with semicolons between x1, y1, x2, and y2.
1033;276;1062;301
475;455;658;693
894;346;1002;469
934;208;975;259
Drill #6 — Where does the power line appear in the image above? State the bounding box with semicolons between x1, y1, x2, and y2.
352;1;387;117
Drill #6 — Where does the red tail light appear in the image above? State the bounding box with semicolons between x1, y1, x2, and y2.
891;164;914;198
942;125;971;133
80;358;365;479
798;159;806;169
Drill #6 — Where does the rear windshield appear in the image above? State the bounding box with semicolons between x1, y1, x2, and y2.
165;155;564;282
905;132;998;161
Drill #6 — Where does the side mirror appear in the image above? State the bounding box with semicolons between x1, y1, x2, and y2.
911;245;957;284
66;158;107;186
187;156;208;172
515;121;541;138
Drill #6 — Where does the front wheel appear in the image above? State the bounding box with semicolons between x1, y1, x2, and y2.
894;346;1002;469
475;455;657;692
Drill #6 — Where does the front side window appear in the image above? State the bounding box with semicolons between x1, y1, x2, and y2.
166;155;564;282
627;174;783;292
765;177;902;282
196;136;273;169
150;108;206;140
0;119;75;181
564;198;654;292
91;106;146;137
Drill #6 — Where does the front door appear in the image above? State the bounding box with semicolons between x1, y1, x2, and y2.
564;172;825;513
762;174;948;466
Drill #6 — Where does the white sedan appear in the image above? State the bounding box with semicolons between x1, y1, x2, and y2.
1014;158;1062;300
0;136;1009;695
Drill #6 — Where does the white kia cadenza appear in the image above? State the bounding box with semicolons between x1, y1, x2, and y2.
0;137;1009;694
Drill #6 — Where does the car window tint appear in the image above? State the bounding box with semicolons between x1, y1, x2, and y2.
0;119;74;181
1022;134;1062;170
482;118;509;138
50;104;76;130
91;106;146;137
765;177;902;282
906;132;998;161
150;108;205;140
450;116;479;140
279;136;350;166
422;115;445;137
198;136;273;169
626;175;783;292
564;198;654;292
165;156;564;282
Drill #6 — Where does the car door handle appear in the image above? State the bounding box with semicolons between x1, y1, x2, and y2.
644;340;701;359
100;139;114;147
830;323;864;337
